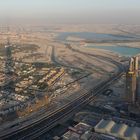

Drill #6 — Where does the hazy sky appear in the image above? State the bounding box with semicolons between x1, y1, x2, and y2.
0;0;140;24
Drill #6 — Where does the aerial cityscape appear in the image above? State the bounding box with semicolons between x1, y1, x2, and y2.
0;0;140;140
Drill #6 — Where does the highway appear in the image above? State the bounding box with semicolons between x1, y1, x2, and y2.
0;65;124;140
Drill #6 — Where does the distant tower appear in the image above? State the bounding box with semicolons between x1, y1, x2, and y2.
134;57;139;103
134;56;140;104
134;57;139;76
4;39;15;91
126;57;139;104
136;73;140;104
5;40;14;75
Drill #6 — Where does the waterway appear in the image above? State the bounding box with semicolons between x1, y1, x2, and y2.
57;32;140;56
57;32;135;41
86;45;140;56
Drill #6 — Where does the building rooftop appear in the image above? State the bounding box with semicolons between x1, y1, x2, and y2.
94;119;140;140
62;122;92;140
61;122;119;140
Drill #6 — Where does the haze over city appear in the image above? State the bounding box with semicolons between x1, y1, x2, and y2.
0;0;140;24
0;1;140;140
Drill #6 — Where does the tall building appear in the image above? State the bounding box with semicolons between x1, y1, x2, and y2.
136;65;140;104
126;57;139;104
5;42;14;75
4;39;15;91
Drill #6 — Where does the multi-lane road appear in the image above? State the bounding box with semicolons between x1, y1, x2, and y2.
0;41;125;140
0;64;124;139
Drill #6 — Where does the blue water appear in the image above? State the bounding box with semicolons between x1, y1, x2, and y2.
56;32;134;41
86;45;140;56
56;32;140;56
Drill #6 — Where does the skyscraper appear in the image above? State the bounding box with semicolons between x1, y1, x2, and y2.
5;40;14;75
126;57;139;104
4;39;15;91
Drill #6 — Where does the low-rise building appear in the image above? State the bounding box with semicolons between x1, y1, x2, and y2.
62;122;92;140
94;118;140;140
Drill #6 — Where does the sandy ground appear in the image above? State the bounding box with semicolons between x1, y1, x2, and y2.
0;24;127;100
0;24;124;87
0;24;131;131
